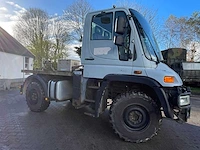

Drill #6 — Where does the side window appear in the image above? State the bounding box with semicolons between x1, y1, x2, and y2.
115;11;131;61
25;57;29;70
24;57;30;75
91;13;113;40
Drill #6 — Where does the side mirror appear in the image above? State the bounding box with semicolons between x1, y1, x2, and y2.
115;17;126;34
114;35;124;46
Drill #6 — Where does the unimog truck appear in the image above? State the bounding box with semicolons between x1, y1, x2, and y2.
21;7;191;143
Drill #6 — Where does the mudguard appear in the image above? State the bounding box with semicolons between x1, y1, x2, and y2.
95;74;173;118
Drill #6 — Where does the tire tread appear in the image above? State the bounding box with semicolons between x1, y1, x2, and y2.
110;91;162;143
26;81;50;112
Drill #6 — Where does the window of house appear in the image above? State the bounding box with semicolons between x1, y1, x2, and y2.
25;57;29;70
91;13;113;40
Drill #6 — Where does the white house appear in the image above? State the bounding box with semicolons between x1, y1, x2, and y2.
0;27;34;90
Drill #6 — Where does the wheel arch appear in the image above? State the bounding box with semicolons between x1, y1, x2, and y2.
110;81;160;105
95;74;173;118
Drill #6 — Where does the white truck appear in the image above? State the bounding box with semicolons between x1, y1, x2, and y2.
21;7;191;143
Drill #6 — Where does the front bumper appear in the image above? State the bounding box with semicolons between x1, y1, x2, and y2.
175;105;191;122
176;87;191;122
164;86;191;122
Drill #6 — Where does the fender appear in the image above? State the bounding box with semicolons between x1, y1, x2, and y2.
95;74;173;118
21;74;48;97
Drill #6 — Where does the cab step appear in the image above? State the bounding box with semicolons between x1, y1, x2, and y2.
84;112;95;117
84;99;95;103
87;86;99;90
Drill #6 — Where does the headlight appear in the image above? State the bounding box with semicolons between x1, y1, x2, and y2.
178;95;190;106
164;76;174;83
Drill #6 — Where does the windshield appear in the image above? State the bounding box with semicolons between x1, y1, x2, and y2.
129;9;163;62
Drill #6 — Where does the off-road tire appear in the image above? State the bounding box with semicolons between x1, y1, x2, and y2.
110;91;162;143
26;81;50;112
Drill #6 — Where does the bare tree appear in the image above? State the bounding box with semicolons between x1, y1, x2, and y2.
49;16;70;67
14;8;70;69
14;8;49;46
187;12;200;39
63;0;93;56
160;15;189;48
160;12;200;61
187;12;200;61
14;8;49;68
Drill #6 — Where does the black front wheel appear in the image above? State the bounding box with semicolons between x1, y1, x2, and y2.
26;81;50;112
110;91;162;143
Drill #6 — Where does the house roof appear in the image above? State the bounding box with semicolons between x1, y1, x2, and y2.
0;27;34;58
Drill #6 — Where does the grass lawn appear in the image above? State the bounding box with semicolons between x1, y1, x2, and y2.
191;87;200;95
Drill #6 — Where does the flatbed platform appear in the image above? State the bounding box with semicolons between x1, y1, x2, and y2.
22;70;73;77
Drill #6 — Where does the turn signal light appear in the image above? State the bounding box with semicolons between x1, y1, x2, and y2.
164;76;174;83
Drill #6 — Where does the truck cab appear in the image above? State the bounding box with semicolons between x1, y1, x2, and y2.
22;7;191;143
82;8;184;85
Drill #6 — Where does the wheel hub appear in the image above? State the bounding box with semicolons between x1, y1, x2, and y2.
29;89;38;105
123;105;150;131
129;111;143;124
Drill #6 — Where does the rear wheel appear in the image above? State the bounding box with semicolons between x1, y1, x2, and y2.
26;81;50;112
110;91;162;143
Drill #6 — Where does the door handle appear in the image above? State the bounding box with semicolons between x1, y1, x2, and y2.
85;57;94;60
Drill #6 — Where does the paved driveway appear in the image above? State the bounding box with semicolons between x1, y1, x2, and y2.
0;90;200;150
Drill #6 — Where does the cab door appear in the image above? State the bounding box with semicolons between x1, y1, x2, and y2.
82;9;136;79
